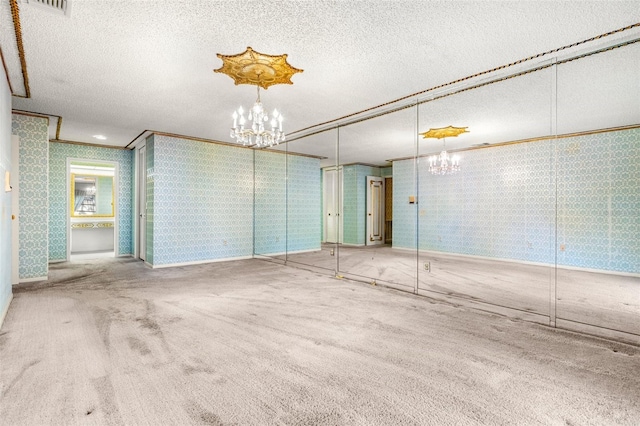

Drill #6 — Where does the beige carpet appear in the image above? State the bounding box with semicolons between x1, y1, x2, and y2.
0;257;638;425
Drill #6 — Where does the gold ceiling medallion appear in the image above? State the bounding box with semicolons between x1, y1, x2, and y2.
420;126;468;175
214;46;303;89
420;125;469;140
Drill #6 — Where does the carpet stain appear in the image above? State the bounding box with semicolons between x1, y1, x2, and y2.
185;400;228;425
92;376;123;424
127;336;151;356
182;363;214;375
2;359;40;397
91;306;113;349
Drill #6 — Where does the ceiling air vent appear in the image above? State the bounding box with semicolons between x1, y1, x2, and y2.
22;0;71;17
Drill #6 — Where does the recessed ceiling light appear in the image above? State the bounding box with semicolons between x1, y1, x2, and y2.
93;135;107;140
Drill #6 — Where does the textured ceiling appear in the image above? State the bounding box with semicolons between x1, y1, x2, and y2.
1;1;639;165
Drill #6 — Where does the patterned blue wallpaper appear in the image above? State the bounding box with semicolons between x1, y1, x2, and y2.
0;72;12;320
254;150;286;255
286;154;321;252
393;127;639;274
416;139;554;264
149;135;254;265
49;142;133;261
12;114;49;279
343;164;381;245
392;159;417;250
557;129;640;272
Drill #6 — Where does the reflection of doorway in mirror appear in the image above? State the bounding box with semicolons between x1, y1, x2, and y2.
69;161;117;260
322;167;343;243
366;176;385;245
384;177;393;244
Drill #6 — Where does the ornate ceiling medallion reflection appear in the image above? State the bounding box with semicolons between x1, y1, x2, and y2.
420;126;468;175
214;47;303;148
214;46;303;89
420;125;469;140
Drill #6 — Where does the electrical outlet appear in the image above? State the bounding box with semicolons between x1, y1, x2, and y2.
560;244;565;252
330;249;335;256
424;261;430;272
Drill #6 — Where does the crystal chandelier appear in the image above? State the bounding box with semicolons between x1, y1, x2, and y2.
214;47;303;148
420;126;469;175
428;143;460;175
231;86;284;147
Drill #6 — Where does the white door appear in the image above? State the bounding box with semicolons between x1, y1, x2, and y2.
323;167;343;243
137;146;146;261
366;176;384;245
11;135;19;284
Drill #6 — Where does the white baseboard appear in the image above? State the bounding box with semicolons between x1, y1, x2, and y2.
0;292;14;330
391;246;640;278
255;248;320;257
149;255;253;269
19;276;48;283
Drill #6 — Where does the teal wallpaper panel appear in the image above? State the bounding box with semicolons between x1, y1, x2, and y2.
286;155;321;252
12;114;49;279
394;128;639;274
392;160;417;249
49;142;133;261
557;129;640;272
0;71;12;316
342;165;382;245
150;135;254;265
145;135;154;264
254;150;286;255
415;139;554;264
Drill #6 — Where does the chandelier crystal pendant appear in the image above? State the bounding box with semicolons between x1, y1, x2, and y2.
420;126;469;175
429;145;460;175
231;86;285;147
214;47;303;148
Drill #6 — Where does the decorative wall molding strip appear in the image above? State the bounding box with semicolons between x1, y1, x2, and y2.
0;46;14;94
50;139;128;150
9;0;30;98
11;109;49;122
12;109;63;139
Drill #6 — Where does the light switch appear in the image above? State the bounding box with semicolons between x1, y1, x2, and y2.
4;170;11;192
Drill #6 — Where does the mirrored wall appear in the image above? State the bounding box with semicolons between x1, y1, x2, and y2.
253;36;640;343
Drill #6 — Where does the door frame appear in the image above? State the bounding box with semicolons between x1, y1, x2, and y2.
66;158;119;260
366;176;385;245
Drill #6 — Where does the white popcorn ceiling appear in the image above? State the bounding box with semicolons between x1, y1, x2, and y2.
1;1;639;166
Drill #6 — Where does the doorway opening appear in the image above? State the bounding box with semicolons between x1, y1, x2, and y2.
67;160;118;261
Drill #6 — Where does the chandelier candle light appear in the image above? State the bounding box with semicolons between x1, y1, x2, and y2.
420;126;469;175
215;47;303;148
